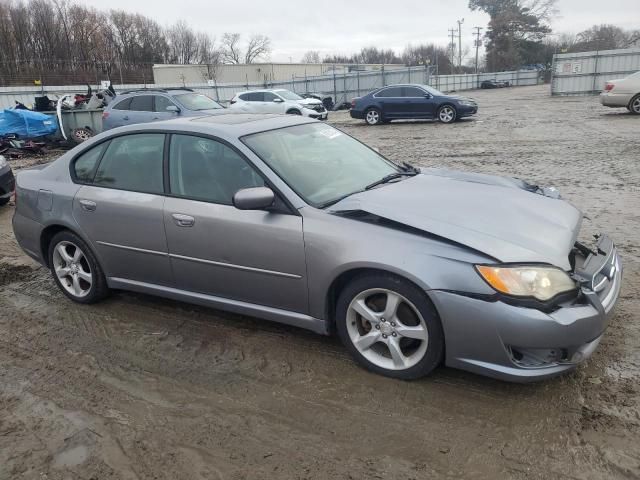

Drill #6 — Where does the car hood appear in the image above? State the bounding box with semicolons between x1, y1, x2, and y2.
329;168;582;270
194;108;228;115
298;98;323;107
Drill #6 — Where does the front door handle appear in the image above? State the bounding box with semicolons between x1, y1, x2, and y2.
172;213;195;227
123;116;129;121
79;199;97;212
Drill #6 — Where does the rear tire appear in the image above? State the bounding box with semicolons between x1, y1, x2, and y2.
335;273;444;380
48;231;109;304
629;94;640;115
364;108;383;125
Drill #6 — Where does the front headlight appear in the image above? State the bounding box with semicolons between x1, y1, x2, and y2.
0;155;7;169
458;100;476;107
475;265;577;301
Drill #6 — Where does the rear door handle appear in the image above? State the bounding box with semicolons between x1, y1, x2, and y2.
123;116;129;120
172;213;195;227
79;199;97;212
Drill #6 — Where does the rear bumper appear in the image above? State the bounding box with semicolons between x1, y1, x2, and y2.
600;92;632;107
432;236;622;382
12;211;45;263
350;109;365;119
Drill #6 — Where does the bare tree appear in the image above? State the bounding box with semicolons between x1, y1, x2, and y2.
221;33;242;64
301;50;321;63
244;34;271;63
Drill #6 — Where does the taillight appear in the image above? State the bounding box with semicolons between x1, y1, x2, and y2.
604;83;614;91
351;99;356;108
102;111;109;119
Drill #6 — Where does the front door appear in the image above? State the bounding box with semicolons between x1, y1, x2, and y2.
72;133;172;285
402;86;436;118
163;134;308;313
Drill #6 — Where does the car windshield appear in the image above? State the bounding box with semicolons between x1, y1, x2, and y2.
421;85;444;96
275;90;303;101
242;123;400;207
174;93;223;110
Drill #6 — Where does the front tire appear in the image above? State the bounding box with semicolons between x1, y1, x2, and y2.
335;273;444;380
364;108;383;125
286;109;302;115
48;231;109;304
437;105;457;124
629;94;640;115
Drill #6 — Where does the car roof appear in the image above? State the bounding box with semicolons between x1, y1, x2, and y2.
103;113;317;138
236;88;290;94
117;88;195;97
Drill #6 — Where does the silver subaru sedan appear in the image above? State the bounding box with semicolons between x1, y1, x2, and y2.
12;114;622;382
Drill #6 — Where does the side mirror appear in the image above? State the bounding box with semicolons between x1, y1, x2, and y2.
166;105;180;113
424;93;432;99
273;98;284;103
233;187;275;210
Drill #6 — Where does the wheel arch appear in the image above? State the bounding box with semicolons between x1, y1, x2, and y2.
40;223;95;268
286;108;301;115
324;266;440;332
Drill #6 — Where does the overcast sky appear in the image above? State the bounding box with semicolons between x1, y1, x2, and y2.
84;0;640;62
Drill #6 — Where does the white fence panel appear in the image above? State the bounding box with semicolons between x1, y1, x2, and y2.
551;48;640;96
0;68;542;109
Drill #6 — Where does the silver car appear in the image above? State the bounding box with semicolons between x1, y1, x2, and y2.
12;114;622;382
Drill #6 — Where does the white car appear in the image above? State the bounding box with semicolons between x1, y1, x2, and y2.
229;89;328;120
600;71;640;114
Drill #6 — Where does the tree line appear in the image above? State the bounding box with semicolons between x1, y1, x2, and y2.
0;0;272;86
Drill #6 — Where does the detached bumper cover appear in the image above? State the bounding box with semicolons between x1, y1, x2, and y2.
432;235;622;382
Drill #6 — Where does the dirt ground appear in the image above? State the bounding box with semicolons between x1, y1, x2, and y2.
1;84;639;479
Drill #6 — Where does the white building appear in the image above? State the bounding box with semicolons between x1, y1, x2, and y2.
152;63;405;85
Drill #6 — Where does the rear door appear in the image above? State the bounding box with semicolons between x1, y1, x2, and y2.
163;134;308;313
72;133;172;286
374;86;405;118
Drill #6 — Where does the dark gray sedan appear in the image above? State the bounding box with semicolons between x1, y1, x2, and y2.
12;114;622;381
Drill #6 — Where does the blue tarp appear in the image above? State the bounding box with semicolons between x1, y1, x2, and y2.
0;109;58;137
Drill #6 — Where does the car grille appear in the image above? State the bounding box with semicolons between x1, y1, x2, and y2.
307;104;325;113
572;234;621;311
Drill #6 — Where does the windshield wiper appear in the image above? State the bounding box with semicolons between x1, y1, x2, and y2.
365;171;417;190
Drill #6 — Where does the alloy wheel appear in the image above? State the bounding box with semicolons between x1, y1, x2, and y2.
439;106;456;123
346;288;429;370
366;110;380;125
632;96;640;114
52;241;93;298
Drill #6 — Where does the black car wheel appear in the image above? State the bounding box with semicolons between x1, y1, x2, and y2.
365;108;383;125
0;197;9;206
286;109;302;115
437;105;457;124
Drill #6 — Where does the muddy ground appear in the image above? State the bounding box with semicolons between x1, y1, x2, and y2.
1;84;639;479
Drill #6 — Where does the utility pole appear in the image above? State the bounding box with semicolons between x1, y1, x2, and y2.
457;18;465;71
473;27;483;73
448;28;456;73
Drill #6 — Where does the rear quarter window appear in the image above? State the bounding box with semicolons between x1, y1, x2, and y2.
73;142;109;183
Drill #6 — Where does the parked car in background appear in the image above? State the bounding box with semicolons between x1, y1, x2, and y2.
12;114;621;382
300;92;334;111
102;88;226;130
600;71;640;114
480;79;511;89
229;89;328;120
0;155;15;206
351;84;478;125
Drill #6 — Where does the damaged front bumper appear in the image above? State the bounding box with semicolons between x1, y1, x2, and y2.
431;234;622;382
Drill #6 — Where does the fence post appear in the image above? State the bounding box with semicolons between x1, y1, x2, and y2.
333;67;337;104
408;67;411;84
343;70;347;104
592;51;600;93
356;68;360;97
382;64;386;87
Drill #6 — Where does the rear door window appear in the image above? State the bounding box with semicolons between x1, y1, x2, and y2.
129;95;154;112
242;92;264;102
93;134;165;194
